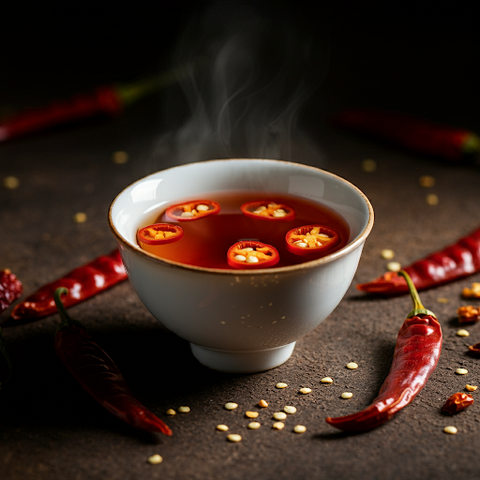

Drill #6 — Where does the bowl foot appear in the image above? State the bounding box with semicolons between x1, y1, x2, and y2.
189;342;296;373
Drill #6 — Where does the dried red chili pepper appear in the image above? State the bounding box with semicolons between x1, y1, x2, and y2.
332;108;480;162
285;224;340;256
137;223;184;246
227;241;280;269
326;271;442;432
442;392;474;415
11;249;127;320
165;200;221;222
53;288;172;435
468;343;480;357
357;226;480;295
240;200;295;221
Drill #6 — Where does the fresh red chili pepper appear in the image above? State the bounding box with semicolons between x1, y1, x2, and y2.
442;392;474;415
332;108;480;161
53;288;172;435
227;240;280;269
240;201;295;221
11;249;127;320
326;271;442;432
357;227;480;295
165;200;221;222
137;223;184;246
285;224;340;256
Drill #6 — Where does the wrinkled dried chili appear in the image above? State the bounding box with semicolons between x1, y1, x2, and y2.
326;271;442;432
11;249;127;320
54;288;172;435
357;227;480;295
442;392;474;415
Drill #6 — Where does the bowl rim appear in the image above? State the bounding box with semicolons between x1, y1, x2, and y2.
108;158;374;275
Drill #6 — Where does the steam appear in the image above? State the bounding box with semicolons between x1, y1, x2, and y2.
151;2;326;168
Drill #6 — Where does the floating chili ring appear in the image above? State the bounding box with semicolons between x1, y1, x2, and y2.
285;224;340;256
240;201;295;221
165;200;221;222
137;223;184;246
227;240;280;269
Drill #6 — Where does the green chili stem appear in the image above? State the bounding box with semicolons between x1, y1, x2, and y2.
398;270;436;318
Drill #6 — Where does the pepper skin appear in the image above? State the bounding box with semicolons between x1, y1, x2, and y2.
11;249;127;320
326;271;442;432
357;227;480;295
54;288;172;435
442;392;474;415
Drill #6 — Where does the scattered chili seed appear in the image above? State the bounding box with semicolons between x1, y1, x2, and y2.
458;306;480;324
419;175;436;188
341;392;353;399
456;368;468;375
346;362;358;370
165;409;176;416
361;159;377;172
112;151;129;164
321;377;333;384
381;249;395;260
426;193;439;206
463;283;480;298
299;387;311;394
387;261;401;272
258;399;269;408
147;454;163;465
248;422;261;430
456;329;470;337
284;406;297;414
272;422;285;430
444;426;458;435
293;425;307;434
245;411;259;418
216;424;229;432
276;382;288;389
225;402;238;411
466;384;478;392
177;406;190;413
273;412;287;421
73;212;87;223
3;176;19;189
437;297;449;304
227;434;242;442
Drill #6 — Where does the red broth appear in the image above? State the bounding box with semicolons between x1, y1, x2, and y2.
138;191;350;269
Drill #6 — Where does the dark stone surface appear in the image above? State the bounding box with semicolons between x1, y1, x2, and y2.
1;2;480;479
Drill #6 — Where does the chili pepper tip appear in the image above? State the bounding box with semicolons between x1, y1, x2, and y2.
398;271;436;319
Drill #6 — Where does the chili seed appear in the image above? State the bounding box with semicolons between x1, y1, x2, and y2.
361;159;377;172
387;261;401;272
437;297;449;304
235;254;247;262
227;434;242;442
3;176;19;189
444;426;458;435
273;412;287;421
456;329;470;337
147;454;163;465
258;399;269;408
299;387;311;394
177;406;190;413
246;256;259;264
165;409;176;416
112;151;129;164
341;392;353;399
216;424;229;432
321;377;333;384
276;382;288;389
419;175;435;188
73;212;87;223
272;422;285;430
466;384;478;392
293;425;307;434
248;422;261;430
196;204;209;212
245;411;259;418
346;362;358;370
225;402;238;410
381;249;395;260
426;193;439;206
456;368;468;375
284;406;297;414
181;211;194;218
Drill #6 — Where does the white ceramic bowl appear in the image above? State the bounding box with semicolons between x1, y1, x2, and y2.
109;159;373;373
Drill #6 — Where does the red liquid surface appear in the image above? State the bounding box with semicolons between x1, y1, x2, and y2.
138;191;350;269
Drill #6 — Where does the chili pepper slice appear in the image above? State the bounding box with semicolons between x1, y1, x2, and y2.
227;241;280;269
326;271;442;432
240;201;295;221
11;249;127;320
458;305;480;324
357;226;480;295
165;200;220;222
442;392;474;415
137;223;184;246
285;224;340;256
331;108;480;162
53;288;172;435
